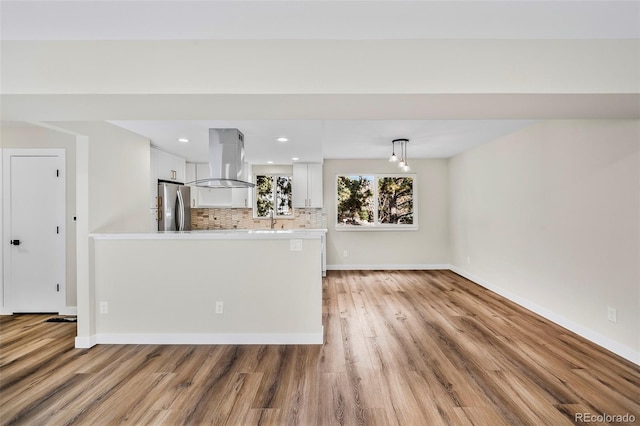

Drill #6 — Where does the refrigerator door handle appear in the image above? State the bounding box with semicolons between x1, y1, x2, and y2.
176;189;185;231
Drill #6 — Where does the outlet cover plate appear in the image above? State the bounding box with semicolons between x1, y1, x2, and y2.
290;239;303;251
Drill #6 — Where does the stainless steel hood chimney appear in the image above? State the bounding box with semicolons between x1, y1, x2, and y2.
190;128;255;188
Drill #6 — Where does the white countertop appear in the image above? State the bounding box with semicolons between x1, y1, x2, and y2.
91;229;327;240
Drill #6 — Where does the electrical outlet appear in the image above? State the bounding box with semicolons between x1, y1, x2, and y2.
290;239;303;251
343;250;348;258
607;307;617;323
99;301;108;314
216;301;224;314
467;256;471;264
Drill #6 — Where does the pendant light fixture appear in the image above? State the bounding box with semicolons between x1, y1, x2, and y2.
391;138;410;172
389;140;399;162
402;140;411;172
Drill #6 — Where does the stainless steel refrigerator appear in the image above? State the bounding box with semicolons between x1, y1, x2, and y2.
158;181;191;231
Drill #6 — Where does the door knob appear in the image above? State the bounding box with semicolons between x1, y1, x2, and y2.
10;239;20;246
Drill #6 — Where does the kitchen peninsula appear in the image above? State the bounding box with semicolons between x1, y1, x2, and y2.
86;229;325;346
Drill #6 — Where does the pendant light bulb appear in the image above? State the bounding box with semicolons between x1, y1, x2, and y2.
389;140;398;162
399;139;406;167
392;138;409;168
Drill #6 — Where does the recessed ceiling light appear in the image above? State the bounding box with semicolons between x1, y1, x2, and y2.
177;138;189;143
291;157;299;161
267;161;274;164
277;137;288;142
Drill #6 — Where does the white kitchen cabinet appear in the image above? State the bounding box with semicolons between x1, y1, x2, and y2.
321;233;326;277
293;163;323;208
231;162;252;208
186;163;252;208
191;187;232;208
185;163;196;184
186;162;253;208
150;208;159;231
150;150;159;209
188;162;232;208
152;147;185;183
151;148;186;210
231;188;249;208
195;163;210;181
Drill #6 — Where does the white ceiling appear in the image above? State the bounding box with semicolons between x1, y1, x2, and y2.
2;1;638;40
110;119;537;163
3;1;637;163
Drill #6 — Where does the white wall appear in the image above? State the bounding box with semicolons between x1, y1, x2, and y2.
449;120;640;361
34;121;150;343
2;40;638;94
0;126;78;309
93;237;322;342
51;121;150;344
50;121;150;233
325;159;449;268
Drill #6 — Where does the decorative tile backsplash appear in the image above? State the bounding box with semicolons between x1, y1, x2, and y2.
191;208;325;230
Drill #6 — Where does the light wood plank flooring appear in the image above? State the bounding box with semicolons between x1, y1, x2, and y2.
1;270;638;425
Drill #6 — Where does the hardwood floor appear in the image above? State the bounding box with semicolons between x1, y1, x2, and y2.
1;270;638;425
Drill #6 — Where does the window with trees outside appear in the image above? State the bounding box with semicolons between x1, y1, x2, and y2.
255;175;293;217
336;174;417;229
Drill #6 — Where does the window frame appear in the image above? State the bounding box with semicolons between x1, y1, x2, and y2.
253;173;295;219
335;173;418;231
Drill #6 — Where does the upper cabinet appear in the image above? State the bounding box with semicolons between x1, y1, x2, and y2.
185;162;196;184
185;162;251;208
231;163;252;208
191;186;232;208
150;147;186;209
150;149;159;209
152;147;185;183
150;148;186;230
293;163;323;208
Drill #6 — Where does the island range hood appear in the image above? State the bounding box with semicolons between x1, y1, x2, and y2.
189;128;255;188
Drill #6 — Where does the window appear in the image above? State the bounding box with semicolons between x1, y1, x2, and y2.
336;174;416;229
255;174;293;217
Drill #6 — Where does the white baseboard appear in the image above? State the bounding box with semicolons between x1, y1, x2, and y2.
75;335;96;349
59;306;77;316
449;265;640;366
92;329;324;345
1;308;76;315
327;263;450;271
72;263;638;366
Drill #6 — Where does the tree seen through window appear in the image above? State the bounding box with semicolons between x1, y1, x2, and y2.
255;175;293;217
337;175;415;228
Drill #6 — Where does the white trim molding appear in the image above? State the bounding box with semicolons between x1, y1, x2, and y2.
75;335;96;349
93;330;324;346
449;265;640;366
59;306;78;316
327;264;449;271
73;264;639;366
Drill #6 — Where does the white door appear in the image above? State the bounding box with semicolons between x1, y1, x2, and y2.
3;150;65;313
